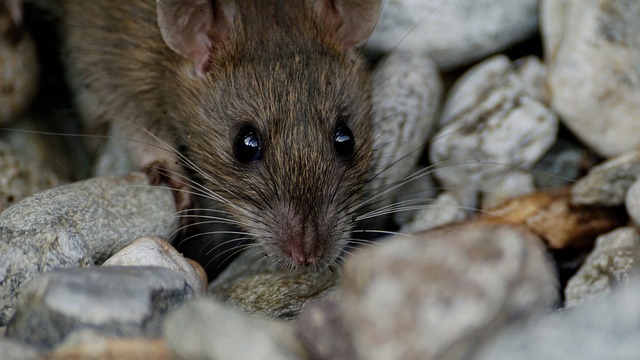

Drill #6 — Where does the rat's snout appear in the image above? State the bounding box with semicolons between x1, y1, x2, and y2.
285;232;324;266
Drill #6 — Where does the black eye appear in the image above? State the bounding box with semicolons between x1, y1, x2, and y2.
233;125;263;163
334;124;355;159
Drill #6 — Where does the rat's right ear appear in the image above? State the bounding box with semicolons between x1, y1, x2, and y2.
156;0;235;78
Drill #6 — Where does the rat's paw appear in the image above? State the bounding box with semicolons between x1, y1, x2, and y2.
143;161;193;212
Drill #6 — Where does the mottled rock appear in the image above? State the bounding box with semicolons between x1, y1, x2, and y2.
430;55;558;208
0;2;39;123
163;297;308;360
0;141;59;212
399;191;466;233
209;247;338;320
5;266;194;350
365;0;539;69
572;149;640;206
476;278;640;360
370;51;442;195
564;227;640;307
340;223;558;360
542;0;640;157
104;237;207;295
0;173;178;324
514;56;549;104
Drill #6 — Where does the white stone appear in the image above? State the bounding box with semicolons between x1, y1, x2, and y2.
626;179;640;227
400;192;466;233
103;237;207;295
542;0;640;157
429;55;558;208
366;0;539;69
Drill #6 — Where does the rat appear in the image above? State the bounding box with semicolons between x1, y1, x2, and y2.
20;0;383;270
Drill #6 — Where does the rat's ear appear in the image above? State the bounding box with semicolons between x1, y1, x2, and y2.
313;0;382;53
156;0;235;78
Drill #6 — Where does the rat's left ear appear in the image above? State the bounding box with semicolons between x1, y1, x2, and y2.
313;0;382;53
156;0;236;78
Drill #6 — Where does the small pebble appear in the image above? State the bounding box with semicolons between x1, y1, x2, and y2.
5;266;195;350
209;247;338;320
564;227;640;307
104;237;207;295
163;297;307;360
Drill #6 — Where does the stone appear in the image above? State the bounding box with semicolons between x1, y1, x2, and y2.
0;2;39;123
476;278;640;360
365;0;539;69
294;294;356;360
564;227;640;307
5;266;194;350
429;55;559;208
399;191;466;233
339;223;558;360
625;179;640;226
209;247;338;320
482;170;536;208
163;297;308;360
369;50;442;199
0;337;40;360
532;138;593;189
0;173;178;325
0;140;59;212
514;56;549;104
542;0;640;157
572;149;640;206
104;237;207;295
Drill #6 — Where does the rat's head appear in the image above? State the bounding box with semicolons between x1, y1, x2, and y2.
156;0;381;268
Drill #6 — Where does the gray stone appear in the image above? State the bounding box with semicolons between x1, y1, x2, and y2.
429;55;558;208
0;173;178;324
625;179;640;226
572;149;640;206
475;278;640;360
0;337;40;360
369;51;442;200
163;297;308;360
365;0;539;69
294;294;356;360
399;191;467;233
340;223;558;360
564;227;640;307
542;0;640;157
208;247;338;320
5;266;194;350
0;141;59;213
104;236;207;295
532;138;591;189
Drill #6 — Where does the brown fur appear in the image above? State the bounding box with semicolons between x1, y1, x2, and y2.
54;0;377;269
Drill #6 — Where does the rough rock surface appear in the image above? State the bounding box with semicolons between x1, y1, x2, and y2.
5;266;194;350
163;297;307;360
542;0;640;157
339;223;558;360
0;173;178;324
209;248;338;320
365;0;539;69
430;55;558;208
564;227;640;307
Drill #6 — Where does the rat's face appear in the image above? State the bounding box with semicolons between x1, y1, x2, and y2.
179;45;374;268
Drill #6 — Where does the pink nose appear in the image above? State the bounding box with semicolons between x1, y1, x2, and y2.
287;240;321;266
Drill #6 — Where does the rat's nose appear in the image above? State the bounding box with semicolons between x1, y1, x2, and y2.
286;237;322;266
